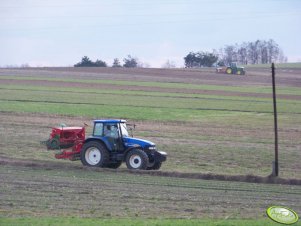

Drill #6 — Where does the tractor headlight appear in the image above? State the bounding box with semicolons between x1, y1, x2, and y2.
148;146;156;151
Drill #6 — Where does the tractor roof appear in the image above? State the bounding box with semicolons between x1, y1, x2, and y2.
93;119;127;124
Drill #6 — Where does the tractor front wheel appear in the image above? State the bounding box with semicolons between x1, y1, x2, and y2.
147;162;162;170
80;141;109;167
126;149;149;170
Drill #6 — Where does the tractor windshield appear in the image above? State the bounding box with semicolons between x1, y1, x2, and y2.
120;123;129;137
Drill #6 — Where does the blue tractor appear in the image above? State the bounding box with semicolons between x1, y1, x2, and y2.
80;119;167;170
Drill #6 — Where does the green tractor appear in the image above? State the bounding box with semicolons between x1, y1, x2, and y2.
226;62;245;75
216;62;246;75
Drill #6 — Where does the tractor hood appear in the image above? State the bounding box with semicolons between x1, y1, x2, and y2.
123;137;155;148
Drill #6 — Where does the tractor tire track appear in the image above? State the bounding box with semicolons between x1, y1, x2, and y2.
1;156;300;186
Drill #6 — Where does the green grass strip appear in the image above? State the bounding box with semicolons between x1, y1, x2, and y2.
1;86;300;114
1;75;301;95
1;84;300;104
0;217;293;226
0;100;248;121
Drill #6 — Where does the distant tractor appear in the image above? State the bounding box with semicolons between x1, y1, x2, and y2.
216;62;246;75
42;120;167;170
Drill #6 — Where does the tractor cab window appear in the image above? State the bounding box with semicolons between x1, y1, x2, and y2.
120;123;129;137
230;62;237;68
104;124;119;138
93;123;103;136
104;123;123;151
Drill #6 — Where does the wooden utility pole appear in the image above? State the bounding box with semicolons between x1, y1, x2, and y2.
271;63;279;177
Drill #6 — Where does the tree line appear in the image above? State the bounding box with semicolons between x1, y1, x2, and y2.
74;39;287;68
74;55;138;68
184;39;287;68
218;39;287;66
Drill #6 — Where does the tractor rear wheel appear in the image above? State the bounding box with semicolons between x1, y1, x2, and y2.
226;68;232;74
80;141;109;167
126;149;149;170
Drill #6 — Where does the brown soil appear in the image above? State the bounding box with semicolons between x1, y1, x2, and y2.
1;66;301;87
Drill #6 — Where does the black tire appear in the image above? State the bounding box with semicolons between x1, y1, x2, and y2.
47;138;59;150
126;149;149;170
80;141;109;167
106;161;122;169
147;162;162;170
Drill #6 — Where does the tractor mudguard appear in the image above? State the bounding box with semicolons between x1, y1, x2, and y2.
84;137;111;151
123;145;143;159
123;147;167;163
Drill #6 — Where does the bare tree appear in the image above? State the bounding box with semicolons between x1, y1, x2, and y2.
267;39;280;63
278;49;287;63
259;40;268;64
247;41;260;64
162;60;176;68
217;39;285;65
237;42;248;65
224;45;237;65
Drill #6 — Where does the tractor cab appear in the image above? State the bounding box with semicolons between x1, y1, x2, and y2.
91;120;157;152
229;62;238;68
92;119;128;152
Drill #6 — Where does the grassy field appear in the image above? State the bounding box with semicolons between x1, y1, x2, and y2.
0;67;300;224
0;84;300;121
1;163;300;225
2;218;295;226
